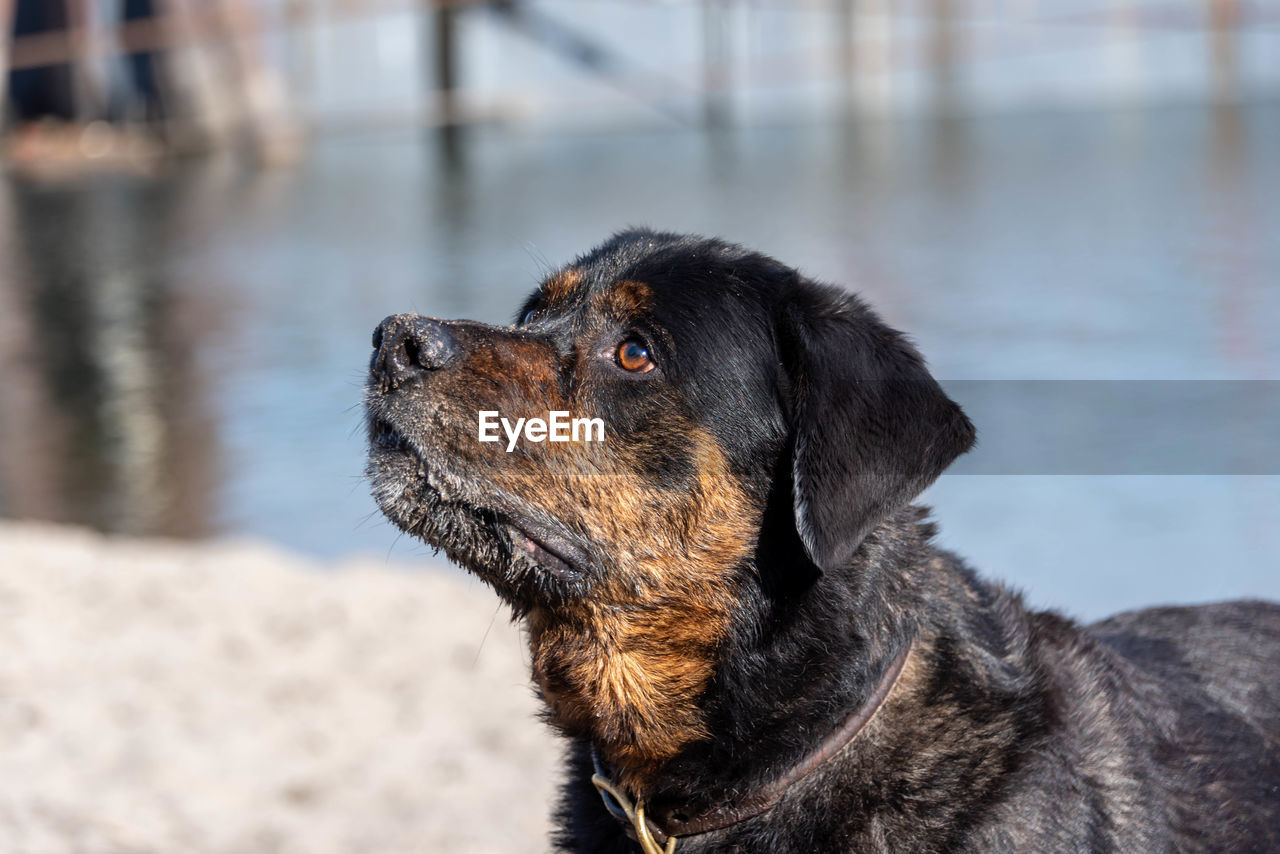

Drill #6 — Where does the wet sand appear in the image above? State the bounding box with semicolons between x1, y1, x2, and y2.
0;522;560;854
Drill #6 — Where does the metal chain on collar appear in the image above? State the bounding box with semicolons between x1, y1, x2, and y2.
590;772;678;854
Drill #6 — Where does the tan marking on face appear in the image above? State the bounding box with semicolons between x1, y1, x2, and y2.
447;334;567;430
593;279;654;318
543;268;584;303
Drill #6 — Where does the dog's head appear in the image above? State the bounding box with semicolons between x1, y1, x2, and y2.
364;230;973;783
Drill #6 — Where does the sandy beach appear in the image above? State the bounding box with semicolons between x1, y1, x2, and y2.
0;522;561;854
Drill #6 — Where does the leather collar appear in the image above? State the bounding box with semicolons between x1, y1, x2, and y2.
591;640;914;850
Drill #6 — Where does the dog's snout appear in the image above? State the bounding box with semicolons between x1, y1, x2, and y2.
371;314;459;388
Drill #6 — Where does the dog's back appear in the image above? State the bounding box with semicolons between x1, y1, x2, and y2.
971;600;1280;852
1090;600;1280;743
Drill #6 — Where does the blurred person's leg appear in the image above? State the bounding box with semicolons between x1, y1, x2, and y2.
121;0;166;123
0;0;13;118
7;0;76;122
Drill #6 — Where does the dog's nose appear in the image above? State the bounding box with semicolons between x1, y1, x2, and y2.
371;314;459;388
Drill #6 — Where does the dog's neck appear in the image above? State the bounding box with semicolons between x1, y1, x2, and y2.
584;506;1047;838
591;636;916;847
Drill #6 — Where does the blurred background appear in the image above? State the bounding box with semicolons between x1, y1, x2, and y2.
1;0;1277;613
0;2;1277;851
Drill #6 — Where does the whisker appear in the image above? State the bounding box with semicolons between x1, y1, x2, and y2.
473;600;506;667
385;529;406;563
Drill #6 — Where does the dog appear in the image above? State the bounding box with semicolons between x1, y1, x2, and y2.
365;230;1280;852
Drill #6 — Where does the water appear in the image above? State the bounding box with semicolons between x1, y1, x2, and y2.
0;101;1276;619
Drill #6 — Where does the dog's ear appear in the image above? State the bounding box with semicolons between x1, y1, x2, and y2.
776;280;975;572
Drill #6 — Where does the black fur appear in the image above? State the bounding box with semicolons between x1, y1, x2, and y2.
367;229;1280;853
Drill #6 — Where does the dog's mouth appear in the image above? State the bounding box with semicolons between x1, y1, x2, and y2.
367;414;592;599
371;417;415;455
501;519;581;580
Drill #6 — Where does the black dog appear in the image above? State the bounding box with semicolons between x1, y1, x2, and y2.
365;230;1280;852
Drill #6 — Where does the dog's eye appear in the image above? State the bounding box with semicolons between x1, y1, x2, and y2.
520;309;537;326
616;339;654;373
